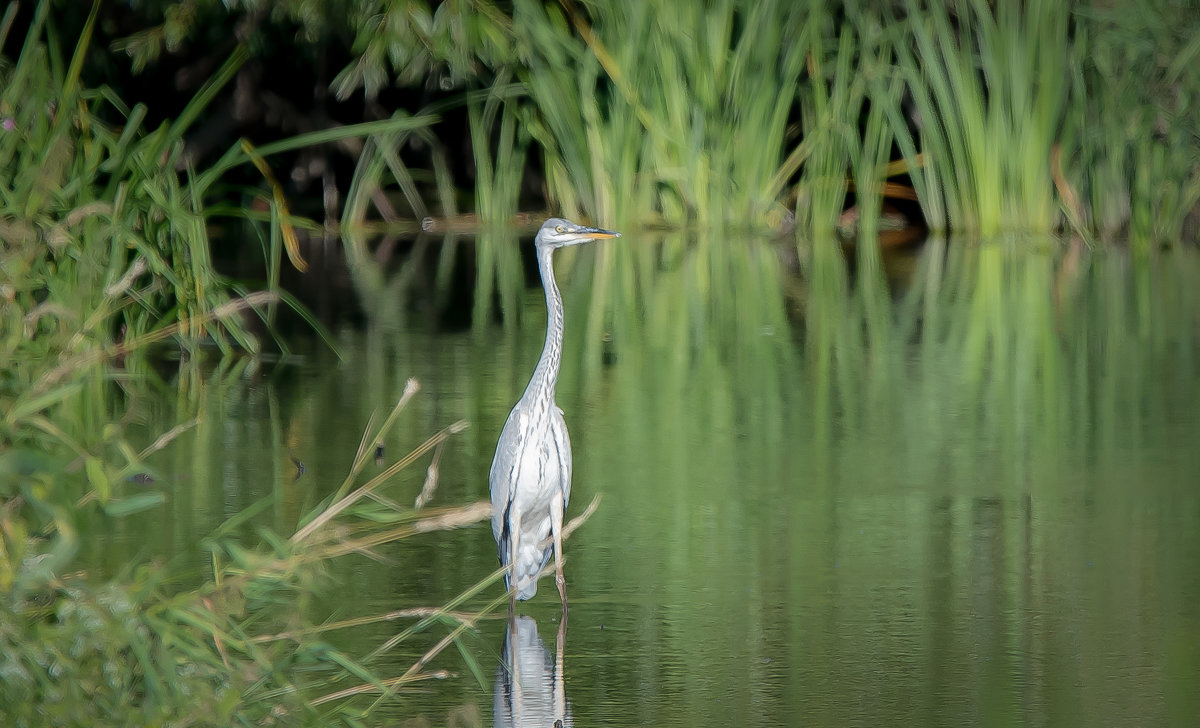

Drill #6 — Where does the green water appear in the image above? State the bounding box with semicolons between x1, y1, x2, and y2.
112;234;1199;726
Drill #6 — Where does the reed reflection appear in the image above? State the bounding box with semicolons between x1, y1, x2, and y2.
494;616;571;728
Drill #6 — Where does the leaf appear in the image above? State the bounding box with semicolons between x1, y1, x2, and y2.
85;456;110;503
103;491;166;517
325;648;387;694
5;382;84;424
455;635;488;689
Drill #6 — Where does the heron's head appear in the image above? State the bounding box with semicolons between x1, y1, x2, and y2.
535;217;621;249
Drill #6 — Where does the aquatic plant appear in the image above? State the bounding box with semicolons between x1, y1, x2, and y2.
1;373;502;725
0;0;277;357
40;0;1200;241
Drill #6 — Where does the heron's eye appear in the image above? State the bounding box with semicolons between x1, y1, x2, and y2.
555;225;566;234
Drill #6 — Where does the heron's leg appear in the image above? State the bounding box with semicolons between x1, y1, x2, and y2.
550;490;567;612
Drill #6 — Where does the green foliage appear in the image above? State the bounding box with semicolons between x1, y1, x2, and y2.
334;0;517;98
1;1;302;544
797;4;904;239
89;0;1200;239
2;5;505;722
509;0;809;227
0;367;497;725
113;0;518;94
1065;0;1200;247
0;581;242;726
0;0;267;360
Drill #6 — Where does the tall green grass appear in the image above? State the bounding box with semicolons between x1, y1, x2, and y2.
148;0;1196;242
0;1;265;354
508;0;809;229
1;0;299;525
506;1;1198;240
39;0;1200;242
797;4;907;240
882;0;1069;236
0;0;330;364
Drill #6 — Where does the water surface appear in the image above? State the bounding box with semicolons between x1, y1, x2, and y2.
113;235;1200;727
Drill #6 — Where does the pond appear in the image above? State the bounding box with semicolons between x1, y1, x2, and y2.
105;232;1200;727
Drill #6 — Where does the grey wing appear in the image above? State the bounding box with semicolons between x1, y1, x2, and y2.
488;404;572;571
489;407;526;557
550;406;572;512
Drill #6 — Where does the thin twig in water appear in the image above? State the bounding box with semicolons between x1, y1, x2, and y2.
311;670;453;705
252;607;483;644
413;439;446;509
138;418;200;459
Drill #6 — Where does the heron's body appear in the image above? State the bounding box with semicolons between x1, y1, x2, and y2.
489;384;572;600
489;218;620;607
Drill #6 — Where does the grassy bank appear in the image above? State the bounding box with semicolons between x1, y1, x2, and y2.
1;4;502;723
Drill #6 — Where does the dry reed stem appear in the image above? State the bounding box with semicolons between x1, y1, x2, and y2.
368;566;509;661
363;490;407;514
413;500;491;533
104;257;148;297
362;590;514;710
251;607;484;644
562;492;601;540
138;418;200;460
308;501;491;561
35;291;280;389
413;439;446;509
291;417;469;544
341;378;420;501
311;670;453;706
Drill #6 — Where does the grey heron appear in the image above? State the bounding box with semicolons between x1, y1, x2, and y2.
489;217;621;609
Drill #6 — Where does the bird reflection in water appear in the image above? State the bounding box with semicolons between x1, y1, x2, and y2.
494;616;571;728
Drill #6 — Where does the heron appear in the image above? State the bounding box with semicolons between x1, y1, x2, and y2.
490;217;621;610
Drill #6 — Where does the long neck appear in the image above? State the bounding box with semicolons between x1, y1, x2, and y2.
523;245;565;403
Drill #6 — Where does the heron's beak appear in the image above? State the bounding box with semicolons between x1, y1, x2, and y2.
579;226;620;240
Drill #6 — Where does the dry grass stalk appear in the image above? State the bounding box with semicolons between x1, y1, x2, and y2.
413;439;446;509
291;418;469;545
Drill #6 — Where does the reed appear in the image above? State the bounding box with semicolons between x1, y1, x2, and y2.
883;0;1069;236
32;1;1200;241
1;0;274;356
509;0;809;229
